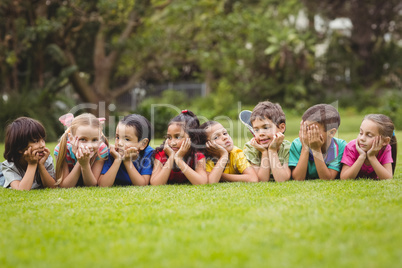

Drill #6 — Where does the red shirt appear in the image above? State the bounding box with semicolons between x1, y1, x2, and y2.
154;151;205;184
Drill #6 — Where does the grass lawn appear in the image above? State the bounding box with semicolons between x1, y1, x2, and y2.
1;115;402;267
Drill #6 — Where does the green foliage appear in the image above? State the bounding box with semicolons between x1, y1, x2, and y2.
361;90;402;129
0;91;65;142
1;0;402;128
134;90;184;138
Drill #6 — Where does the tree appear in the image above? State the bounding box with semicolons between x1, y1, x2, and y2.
0;0;172;109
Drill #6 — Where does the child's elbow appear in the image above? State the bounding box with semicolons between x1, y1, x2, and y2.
247;175;259;183
292;173;305;181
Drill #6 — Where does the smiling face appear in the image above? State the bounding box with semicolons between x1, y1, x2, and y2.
25;138;46;157
166;123;189;152
71;125;101;156
115;123;147;156
206;123;233;153
252;117;285;148
357;119;384;152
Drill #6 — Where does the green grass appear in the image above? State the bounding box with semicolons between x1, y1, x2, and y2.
1;115;402;267
1;179;401;267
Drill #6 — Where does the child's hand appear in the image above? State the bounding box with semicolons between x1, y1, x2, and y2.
206;141;228;157
308;124;324;152
367;136;383;158
38;147;50;165
250;138;266;153
269;132;284;151
355;140;366;158
109;145;122;160
123;147;139;162
77;145;91;166
299;121;309;149
163;141;175;157
176;138;191;159
23;147;39;165
71;136;80;155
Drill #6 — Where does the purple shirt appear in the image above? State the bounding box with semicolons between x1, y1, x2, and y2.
341;139;393;179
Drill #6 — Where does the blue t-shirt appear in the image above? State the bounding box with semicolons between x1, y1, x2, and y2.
288;137;347;180
100;146;154;185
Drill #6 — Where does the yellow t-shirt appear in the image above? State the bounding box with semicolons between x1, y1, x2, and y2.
206;146;250;174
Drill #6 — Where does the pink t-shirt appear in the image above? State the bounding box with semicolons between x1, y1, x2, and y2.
341;139;393;179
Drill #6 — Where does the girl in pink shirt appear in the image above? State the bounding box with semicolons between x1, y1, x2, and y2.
341;114;397;180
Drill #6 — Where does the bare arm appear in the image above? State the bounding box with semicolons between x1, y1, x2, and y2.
57;160;82;188
38;148;56;188
340;141;366;180
292;122;310;181
175;156;208;185
10;147;39;191
368;160;393;180
206;141;229;184
10;164;37;190
98;158;121;187
79;147;100;186
366;137;393;180
221;166;258;182
123;161;150;186
269;150;291;182
268;133;291;182
207;154;229;184
292;147;309;181
312;150;339;180
150;158;174;185
249;138;270;182
150;143;176;186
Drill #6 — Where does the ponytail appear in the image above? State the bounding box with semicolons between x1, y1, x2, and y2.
391;135;397;174
55;131;69;185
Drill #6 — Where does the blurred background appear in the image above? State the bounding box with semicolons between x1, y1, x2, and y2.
1;0;401;142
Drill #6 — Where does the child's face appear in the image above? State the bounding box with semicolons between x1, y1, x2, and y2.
304;121;333;149
206;123;233;153
252;117;285;148
25;139;46;157
73;125;101;156
166;123;189;152
357;119;384;152
115;124;147;156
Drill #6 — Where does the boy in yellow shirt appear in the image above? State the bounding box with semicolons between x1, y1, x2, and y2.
200;121;258;183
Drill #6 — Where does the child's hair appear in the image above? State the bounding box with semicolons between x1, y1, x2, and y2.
154;110;204;167
55;113;108;184
200;121;219;134
302;104;340;131
4;117;46;173
250;100;286;131
199;121;220;158
364;114;397;173
119;114;152;157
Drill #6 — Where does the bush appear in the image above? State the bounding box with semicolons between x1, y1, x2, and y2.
134;90;185;138
0;91;65;142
